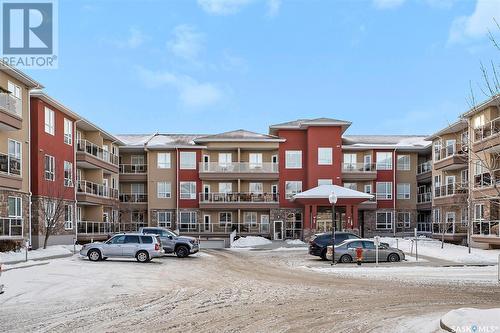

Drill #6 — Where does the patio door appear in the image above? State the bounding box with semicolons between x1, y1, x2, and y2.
364;155;372;171
203;215;211;232
203;184;210;201
261;215;270;233
445;176;455;195
273;221;283;240
203;155;210;171
103;179;109;197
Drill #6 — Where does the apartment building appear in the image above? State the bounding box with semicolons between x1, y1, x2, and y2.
0;65;41;250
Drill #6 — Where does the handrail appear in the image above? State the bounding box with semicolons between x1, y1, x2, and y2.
433;182;468;198
474;116;500;142
199;162;278;173
76;180;119;199
119;164;147;174
119;193;148;203
341;163;376;172
0;93;20;117
76;139;119;166
0;152;21;176
417;161;432;174
417;192;432;203
199;192;279;203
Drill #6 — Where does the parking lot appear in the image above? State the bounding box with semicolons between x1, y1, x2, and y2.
1;247;499;333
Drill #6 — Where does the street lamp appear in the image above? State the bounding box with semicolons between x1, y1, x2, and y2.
329;192;338;266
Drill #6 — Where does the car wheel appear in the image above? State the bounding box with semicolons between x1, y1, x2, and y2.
388;253;400;262
340;254;352;263
320;249;327;260
176;245;189;258
136;250;149;263
88;249;101;262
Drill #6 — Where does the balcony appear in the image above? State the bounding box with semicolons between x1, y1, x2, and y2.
77;221;146;238
119;164;147;181
199;192;279;209
472;170;500;199
76;180;119;205
76;139;119;174
0;93;22;131
0;152;22;189
433;144;467;171
473;116;500;152
178;222;270;235
0;218;23;239
199;162;278;180
472;220;500;247
416;192;432;210
433;183;467;205
416;161;432;183
119;192;148;209
341;163;377;181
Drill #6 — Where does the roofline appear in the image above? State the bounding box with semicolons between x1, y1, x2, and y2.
76;118;125;145
193;138;285;143
30;90;81;121
461;94;500;118
424;119;467;141
0;62;44;89
342;145;431;151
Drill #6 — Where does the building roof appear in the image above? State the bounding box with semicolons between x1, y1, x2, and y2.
269;117;352;134
0;61;43;89
77;119;125;145
194;129;284;143
30;90;81;121
425;119;467;141
116;133;206;149
342;135;431;150
461;94;500;118
293;185;373;200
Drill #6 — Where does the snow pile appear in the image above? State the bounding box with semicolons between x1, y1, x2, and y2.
285;239;306;245
440;308;500;332
231;236;272;248
380;237;500;264
0;244;80;264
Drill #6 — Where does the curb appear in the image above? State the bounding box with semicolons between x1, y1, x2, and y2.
2;252;75;266
3;261;50;271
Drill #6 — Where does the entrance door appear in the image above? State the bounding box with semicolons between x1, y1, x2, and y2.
364;155;372;171
271;155;278;172
203;215;211;232
203;184;210;201
273;221;283;240
445;176;455;196
203;155;210;171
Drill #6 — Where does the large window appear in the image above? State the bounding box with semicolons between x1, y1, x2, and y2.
376;152;392;170
376;211;393;229
8;139;21;175
397;155;410;171
157;153;171;168
285;150;302;169
397;212;410;228
343;153;357;170
219;182;232;194
244;212;258;225
64;204;74;229
218;153;232;167
474;204;484;221
180;211;197;227
44;107;55;135
219;212;232;225
376;182;392;200
249;182;263;194
180;151;196;169
158;211;172;228
44;155;55;181
249;153;263;169
64;118;73;145
64;161;73;187
318;147;333;165
397;183;410;199
285;181;302;199
180;181;196;199
8;196;22;218
157;182;172;198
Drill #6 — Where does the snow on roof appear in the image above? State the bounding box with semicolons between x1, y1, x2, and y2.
293;185;373;200
116;133;205;149
343;135;431;149
194;129;283;142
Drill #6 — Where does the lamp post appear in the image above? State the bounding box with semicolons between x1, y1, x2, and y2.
329;192;338;266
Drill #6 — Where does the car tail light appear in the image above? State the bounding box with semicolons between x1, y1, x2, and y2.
155;243;160;251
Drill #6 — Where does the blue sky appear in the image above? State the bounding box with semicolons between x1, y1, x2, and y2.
25;0;500;136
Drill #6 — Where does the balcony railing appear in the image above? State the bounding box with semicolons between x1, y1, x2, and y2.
119;193;148;203
76;180;119;199
76;139;119;166
179;222;271;234
199;192;279;204
199;162;278;173
474;116;500;142
433;182;468;198
341;163;376;172
434;143;466;161
0;93;21;117
417;161;432;174
417;192;432;203
0;152;21;177
473;220;500;237
119;164;147;174
0;218;22;237
77;221;146;235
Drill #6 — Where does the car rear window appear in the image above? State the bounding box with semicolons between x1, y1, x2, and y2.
140;236;153;244
124;235;140;244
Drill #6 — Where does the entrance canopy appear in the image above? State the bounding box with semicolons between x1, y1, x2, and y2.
293;185;373;205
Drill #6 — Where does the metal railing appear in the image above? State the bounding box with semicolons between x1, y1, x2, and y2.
0;152;21;176
76;139;119;166
119;193;148;203
77;221;146;235
341;163;376;172
199;162;278;173
417;192;432;203
433;182;468;198
178;222;271;234
0;93;20;117
473;220;500;236
417;161;432;174
434;143;466;161
76;180;119;199
119;164;147;174
474;116;500;142
0;218;23;237
199;192;279;203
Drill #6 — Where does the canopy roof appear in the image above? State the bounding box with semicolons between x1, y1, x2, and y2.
293;185;373;201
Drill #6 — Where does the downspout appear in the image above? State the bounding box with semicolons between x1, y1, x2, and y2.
176;148;179;230
393;147;397;237
27;89;32;248
74;119;82;244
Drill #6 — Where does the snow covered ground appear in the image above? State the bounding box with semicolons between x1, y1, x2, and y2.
0;244;81;265
440;308;500;332
230;236;272;248
381;237;500;264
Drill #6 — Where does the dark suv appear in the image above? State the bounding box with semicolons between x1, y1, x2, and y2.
309;232;360;260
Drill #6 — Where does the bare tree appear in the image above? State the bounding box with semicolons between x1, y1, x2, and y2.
38;183;72;249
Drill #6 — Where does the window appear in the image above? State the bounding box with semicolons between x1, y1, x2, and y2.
131;211;145;222
461;169;469;184
376;211;393;229
180;151;196;169
131;183;145;194
8;139;21;175
397;183;410;199
344;183;357;190
397;155;410;171
180;181;196;199
180;211;197;227
45;201;55;226
285;181;302;199
131;155;145;165
44;107;55;135
244;212;258;225
397;212;411;228
140;236;153;244
446;211;455;225
124;235;140;244
64;161;73;187
474;204;484;221
219;182;232;194
433;141;442;161
64;204;74;229
445;139;456;157
343;153;357;170
157;153;171;169
285;150;302;169
158;211;172;228
218;153;232;167
219;212;232;225
461;207;469;226
64;118;73;145
157;182;172;198
376;182;392;200
433;209;441;224
8;196;22;218
364;184;372;194
44;155;55;181
376;152;392;170
318;179;332;186
249;182;263;194
249;153;263;169
318;147;333;165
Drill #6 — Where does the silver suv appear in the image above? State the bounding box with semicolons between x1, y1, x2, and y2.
80;233;163;263
139;227;199;258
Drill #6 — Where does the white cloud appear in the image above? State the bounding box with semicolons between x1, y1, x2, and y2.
373;0;405;9
448;0;500;44
197;0;253;15
136;67;223;108
167;25;204;61
115;27;148;48
267;0;281;17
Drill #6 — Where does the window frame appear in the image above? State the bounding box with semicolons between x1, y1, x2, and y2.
376;152;393;170
376;211;393;230
285;150;302;169
396;183;411;200
318;147;333;165
44;107;55;135
157;152;171;169
157;181;172;199
63;118;73;145
376;182;392;200
180;151;197;170
44;154;55;181
180;181;197;200
285;181;302;199
157;211;172;228
219;212;232;225
64;161;73;187
64;204;74;230
397;155;410;171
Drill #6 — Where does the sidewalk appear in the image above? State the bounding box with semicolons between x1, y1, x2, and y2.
1;245;81;266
